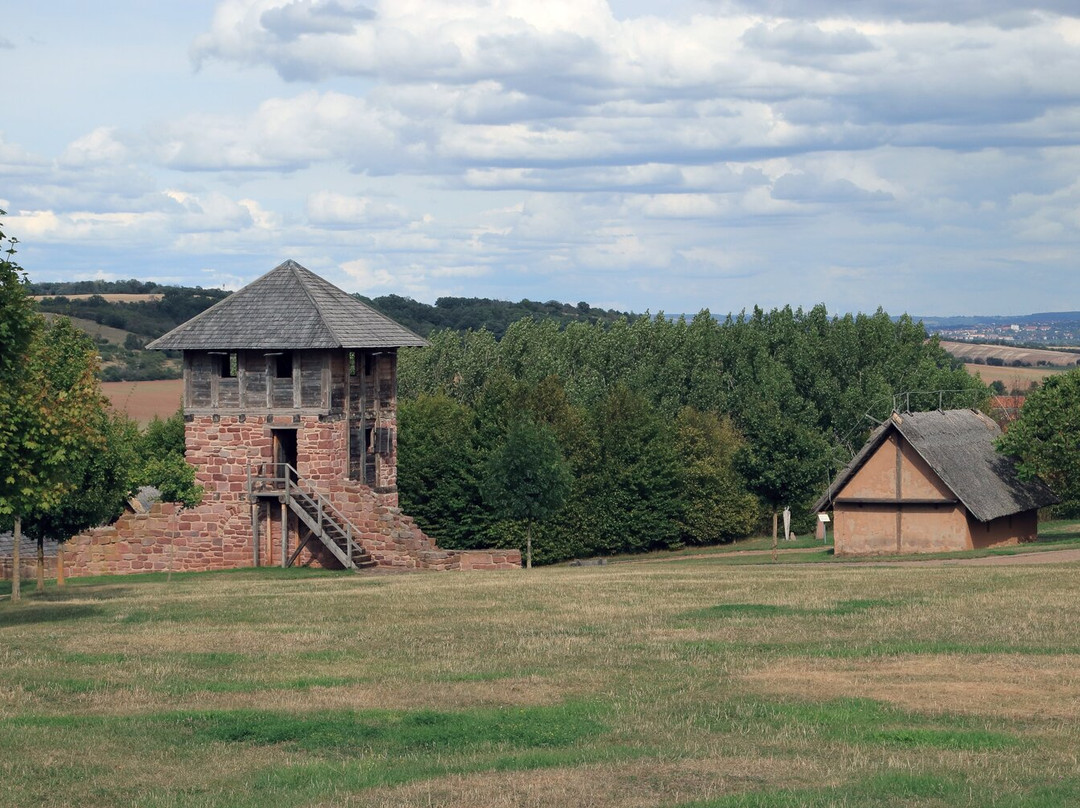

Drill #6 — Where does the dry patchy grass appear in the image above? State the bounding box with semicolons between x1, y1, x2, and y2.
743;654;1080;720
2;561;1080;806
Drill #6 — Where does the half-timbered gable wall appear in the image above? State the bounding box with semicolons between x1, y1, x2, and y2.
817;410;1057;556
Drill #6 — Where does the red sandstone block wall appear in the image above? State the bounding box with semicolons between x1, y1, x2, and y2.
0;558;58;582
458;550;523;570
56;411;520;577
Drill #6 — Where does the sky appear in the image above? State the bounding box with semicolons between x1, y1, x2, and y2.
2;1;1079;317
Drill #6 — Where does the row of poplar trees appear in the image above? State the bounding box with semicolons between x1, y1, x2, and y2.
396;308;989;563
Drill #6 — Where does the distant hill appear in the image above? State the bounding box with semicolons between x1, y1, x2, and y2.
940;340;1080;368
919;311;1080;328
30;282;231;340
919;311;1080;348
26;280;634;379
357;293;632;339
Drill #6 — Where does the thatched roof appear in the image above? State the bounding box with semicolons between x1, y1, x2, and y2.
813;409;1058;521
147;260;427;351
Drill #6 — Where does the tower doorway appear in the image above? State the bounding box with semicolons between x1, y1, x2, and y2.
271;428;298;480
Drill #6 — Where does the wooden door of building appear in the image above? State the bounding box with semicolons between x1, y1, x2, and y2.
271;428;298;481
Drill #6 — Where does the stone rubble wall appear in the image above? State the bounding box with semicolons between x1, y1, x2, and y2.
0;532;59;581
21;412;520;578
62;502;243;576
57;486;520;578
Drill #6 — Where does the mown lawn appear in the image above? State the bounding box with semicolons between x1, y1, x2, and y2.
2;555;1080;807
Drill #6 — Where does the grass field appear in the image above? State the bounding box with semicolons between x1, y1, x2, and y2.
41;312;133;345
3;543;1080;807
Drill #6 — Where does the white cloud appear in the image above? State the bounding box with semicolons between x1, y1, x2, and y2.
153;90;404;172
341;256;393;289
0;133;48;175
305;190;411;227
4;1;1080;316
59;127;129;168
635;194;723;218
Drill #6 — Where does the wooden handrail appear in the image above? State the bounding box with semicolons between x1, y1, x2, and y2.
249;462;365;563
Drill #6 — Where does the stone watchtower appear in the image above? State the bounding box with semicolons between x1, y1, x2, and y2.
143;259;500;571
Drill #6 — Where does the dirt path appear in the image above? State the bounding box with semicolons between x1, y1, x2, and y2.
633;546;1080;567
633;546;818;564
852;548;1080;566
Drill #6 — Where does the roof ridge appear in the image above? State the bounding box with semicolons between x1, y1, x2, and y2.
146;259;428;350
144;262;288;350
288;261;338;344
298;265;428;345
892;416;970;511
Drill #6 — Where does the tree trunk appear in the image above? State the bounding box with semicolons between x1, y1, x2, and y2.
56;543;66;588
771;509;778;563
36;535;45;592
526;523;533;570
12;516;21;602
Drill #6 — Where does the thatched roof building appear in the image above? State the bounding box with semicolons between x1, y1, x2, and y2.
815;409;1057;555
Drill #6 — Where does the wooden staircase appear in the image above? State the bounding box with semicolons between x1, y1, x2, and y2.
250;464;376;571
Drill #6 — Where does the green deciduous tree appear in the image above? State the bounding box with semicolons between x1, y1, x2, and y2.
0;215;36;379
19;410;139;588
0;213;38;600
0;313;109;600
482;418;571;568
135;410;203;508
674;407;760;544
735;404;836;545
1;217;141;597
996;368;1080;513
398;394;492;548
394;299;988;564
565;386;684;557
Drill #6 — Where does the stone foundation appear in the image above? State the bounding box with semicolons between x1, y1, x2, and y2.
34;411;522;579
58;486;520;578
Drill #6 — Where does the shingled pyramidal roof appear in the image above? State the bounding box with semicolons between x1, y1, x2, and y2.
813;409;1058;522
147;260;427;351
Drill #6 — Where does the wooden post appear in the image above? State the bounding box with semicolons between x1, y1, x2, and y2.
56;543;65;587
266;505;273;567
12;516;21;602
526;524;533;570
252;502;260;567
895;434;903;553
36;536;45;592
280;500;287;569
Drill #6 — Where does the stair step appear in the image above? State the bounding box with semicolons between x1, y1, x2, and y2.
284;477;384;572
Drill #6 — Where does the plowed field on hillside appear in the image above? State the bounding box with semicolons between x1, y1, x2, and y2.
33;293;162;302
102;379;183;424
965;363;1066;391
942;340;1080;367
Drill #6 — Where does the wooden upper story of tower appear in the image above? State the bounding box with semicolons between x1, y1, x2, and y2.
146;260;427;415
